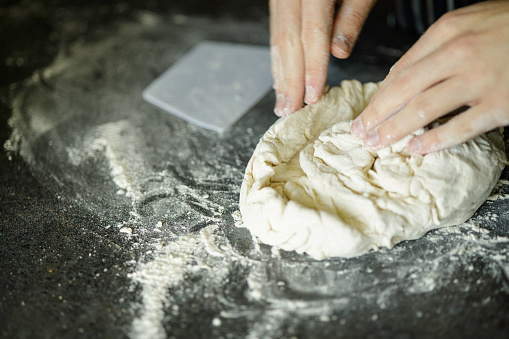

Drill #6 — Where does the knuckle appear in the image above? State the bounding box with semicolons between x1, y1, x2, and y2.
413;99;433;121
276;31;301;52
391;72;411;96
283;71;304;89
302;26;329;50
454;33;479;51
431;11;461;35
304;24;330;38
440;10;460;22
443;34;477;61
345;9;366;30
463;67;482;85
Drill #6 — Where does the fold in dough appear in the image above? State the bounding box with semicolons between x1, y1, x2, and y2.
239;80;507;260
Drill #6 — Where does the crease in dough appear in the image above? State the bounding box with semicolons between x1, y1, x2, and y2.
240;80;507;260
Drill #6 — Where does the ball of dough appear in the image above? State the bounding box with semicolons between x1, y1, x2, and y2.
239;80;507;260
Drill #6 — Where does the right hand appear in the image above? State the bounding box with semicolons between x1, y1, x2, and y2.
351;0;509;155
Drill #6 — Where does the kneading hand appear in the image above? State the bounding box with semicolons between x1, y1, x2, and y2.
270;0;377;117
351;1;509;154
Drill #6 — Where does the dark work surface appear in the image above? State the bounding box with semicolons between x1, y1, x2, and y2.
2;1;509;339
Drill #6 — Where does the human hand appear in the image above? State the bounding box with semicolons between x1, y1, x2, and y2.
351;0;509;154
270;0;377;117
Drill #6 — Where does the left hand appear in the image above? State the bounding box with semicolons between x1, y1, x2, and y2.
270;0;376;117
351;1;509;154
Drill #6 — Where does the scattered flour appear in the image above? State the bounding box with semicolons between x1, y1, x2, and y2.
129;234;201;339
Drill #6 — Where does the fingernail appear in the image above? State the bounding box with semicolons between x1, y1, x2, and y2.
304;85;318;104
275;95;295;117
332;35;352;55
280;96;295;117
365;129;380;147
274;93;285;116
351;118;365;137
408;137;422;154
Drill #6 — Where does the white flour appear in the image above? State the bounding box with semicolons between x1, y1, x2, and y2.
129;233;201;339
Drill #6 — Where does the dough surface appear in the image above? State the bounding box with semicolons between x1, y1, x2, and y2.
239;80;507;260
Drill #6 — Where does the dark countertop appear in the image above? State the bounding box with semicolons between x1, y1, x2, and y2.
2;1;509;338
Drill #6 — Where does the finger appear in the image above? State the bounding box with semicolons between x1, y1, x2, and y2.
407;103;503;155
383;18;452;80
269;0;280;91
380;6;491;90
301;0;336;105
331;0;376;59
363;77;473;150
351;41;458;138
271;0;305;116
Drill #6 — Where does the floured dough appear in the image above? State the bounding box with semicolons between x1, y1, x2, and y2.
239;80;507;260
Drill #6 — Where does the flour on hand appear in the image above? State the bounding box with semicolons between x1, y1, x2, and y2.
239;80;507;260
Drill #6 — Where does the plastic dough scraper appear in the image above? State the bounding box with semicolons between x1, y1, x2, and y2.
143;41;273;132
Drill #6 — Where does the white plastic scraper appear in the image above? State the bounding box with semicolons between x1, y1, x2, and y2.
143;41;273;132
